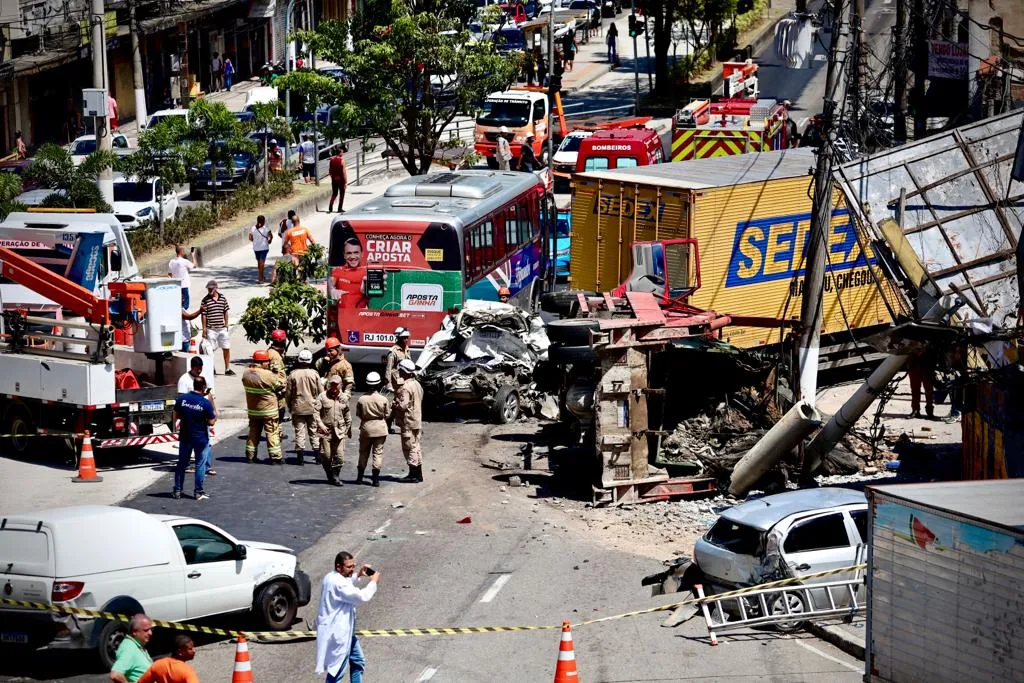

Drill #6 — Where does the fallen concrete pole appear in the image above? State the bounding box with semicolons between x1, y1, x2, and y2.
802;354;909;475
729;401;821;497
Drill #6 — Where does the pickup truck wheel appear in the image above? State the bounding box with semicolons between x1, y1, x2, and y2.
257;580;298;630
491;385;520;424
3;407;34;455
97;620;129;669
546;318;601;346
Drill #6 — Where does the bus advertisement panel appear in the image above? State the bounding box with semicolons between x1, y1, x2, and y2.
327;220;463;356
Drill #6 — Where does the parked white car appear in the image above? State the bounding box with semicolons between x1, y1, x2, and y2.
68;134;133;166
552;130;593;178
146;108;190;130
113;177;180;229
0;506;311;667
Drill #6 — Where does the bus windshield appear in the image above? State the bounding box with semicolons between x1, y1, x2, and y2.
477;99;531;127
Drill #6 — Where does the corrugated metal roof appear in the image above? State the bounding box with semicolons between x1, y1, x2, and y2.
576;148;816;190
869;480;1024;533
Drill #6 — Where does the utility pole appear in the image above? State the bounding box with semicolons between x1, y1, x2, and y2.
967;0;989;119
547;0;555;170
644;16;652;93
796;0;845;406
893;0;907;142
850;0;864;140
129;0;147;130
631;0;639;113
91;0;113;206
912;0;926;139
284;0;297;173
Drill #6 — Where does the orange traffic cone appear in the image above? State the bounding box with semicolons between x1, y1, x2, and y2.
72;431;102;483
553;620;579;682
231;635;253;683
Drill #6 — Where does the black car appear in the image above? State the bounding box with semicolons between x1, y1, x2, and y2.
189;143;261;199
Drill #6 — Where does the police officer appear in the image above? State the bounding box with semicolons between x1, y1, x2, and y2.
286;348;323;466
268;329;288;424
243;349;286;464
392;359;424;483
383;327;411;392
314;376;349;486
355;372;389;487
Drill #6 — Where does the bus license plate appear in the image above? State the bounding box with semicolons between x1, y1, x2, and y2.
0;632;29;644
141;401;164;412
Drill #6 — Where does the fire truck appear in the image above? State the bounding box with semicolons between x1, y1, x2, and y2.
669;62;789;162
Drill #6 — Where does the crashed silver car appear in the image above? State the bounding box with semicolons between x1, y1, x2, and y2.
416;301;550;423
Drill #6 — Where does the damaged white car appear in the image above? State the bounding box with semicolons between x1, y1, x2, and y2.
416;300;551;423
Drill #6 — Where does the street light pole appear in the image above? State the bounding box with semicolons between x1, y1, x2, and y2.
91;0;113;206
284;0;297;173
546;0;554;169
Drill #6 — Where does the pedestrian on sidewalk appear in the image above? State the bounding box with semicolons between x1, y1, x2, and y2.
168;245;194;352
536;49;547;87
176;356;216;478
268;329;289;425
172;375;216;501
224;55;235;92
314;551;379;683
287;348;323;466
496;126;513;171
908;352;936;419
606;22;618;63
524;49;536;86
108;614;153;683
243;349;286;464
393;359;424;483
300;134;317;183
328;146;348;212
562;29;577;71
283;214;316;269
15;131;26;160
279;209;297;238
210;52;223;92
137;635;199;683
182;280;233;375
355;372;388;487
249;214;273;284
314;375;349;486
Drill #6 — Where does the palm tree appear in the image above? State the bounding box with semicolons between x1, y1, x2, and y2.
24;144;117;211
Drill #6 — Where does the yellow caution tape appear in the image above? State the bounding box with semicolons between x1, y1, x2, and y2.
0;564;866;640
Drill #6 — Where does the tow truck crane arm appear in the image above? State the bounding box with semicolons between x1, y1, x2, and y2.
0;245;110;325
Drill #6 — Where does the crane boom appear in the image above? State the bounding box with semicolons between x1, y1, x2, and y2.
0;246;110;325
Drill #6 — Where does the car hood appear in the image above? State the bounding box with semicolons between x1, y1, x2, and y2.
553;150;577;164
241;540;295;554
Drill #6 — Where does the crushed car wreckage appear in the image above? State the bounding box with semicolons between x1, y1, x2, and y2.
416;301;553;423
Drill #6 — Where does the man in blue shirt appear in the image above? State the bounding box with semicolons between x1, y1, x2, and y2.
173;375;217;501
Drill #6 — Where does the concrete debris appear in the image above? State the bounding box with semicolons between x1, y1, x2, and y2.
508;475;523;487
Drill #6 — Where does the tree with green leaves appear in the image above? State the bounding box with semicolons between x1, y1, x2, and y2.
24;144;116;212
182;100;257;207
0;173;25;219
649;0;737;93
245;101;293;185
117;116;194;232
282;1;518;176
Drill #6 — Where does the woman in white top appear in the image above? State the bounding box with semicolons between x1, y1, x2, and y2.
249;214;273;284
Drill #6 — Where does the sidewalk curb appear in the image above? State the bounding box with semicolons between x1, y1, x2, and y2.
140;185;332;276
565;62;615;95
806;622;866;661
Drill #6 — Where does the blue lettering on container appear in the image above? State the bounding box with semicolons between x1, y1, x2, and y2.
725;210;874;288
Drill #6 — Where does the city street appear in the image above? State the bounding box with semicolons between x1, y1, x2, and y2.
0;15;879;683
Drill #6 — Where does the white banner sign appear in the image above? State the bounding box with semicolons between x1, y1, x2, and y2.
928;40;968;79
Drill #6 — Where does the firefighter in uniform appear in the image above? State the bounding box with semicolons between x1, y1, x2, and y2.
383;327;411;392
392;359;424;483
498;286;511;304
355;371;389;487
268;329;289;423
316;336;355;435
286;348;323;466
243;350;286;463
313;375;349;486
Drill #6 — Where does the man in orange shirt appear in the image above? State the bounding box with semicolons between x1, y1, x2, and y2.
137;635;199;683
282;214;315;266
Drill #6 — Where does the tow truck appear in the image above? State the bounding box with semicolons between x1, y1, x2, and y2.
0;235;210;458
670;62;790;162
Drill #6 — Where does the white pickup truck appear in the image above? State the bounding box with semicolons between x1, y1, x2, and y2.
0;506;312;667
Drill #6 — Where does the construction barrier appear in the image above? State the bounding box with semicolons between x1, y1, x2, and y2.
0;564;867;642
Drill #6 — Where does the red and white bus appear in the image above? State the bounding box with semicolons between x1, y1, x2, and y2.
327;170;555;367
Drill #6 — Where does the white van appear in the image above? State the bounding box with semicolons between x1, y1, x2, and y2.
0;506;311;667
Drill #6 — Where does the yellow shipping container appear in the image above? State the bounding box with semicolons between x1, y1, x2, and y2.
570;149;899;348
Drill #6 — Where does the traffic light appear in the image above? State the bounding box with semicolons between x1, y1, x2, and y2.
628;14;645;37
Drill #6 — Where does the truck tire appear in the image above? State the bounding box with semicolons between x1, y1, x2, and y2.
546;318;600;346
548;344;598;364
96;619;129;670
491;385;521;424
3;405;34;456
257;580;298;630
540;290;597;316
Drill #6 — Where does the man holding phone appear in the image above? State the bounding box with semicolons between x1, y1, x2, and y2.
315;551;380;683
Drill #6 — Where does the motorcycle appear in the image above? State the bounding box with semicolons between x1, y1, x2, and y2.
260;60;286;86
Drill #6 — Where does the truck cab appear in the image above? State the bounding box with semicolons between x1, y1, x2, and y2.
575;128;665;172
475;90;550;168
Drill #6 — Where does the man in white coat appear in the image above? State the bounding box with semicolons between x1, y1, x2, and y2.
315;551;380;683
